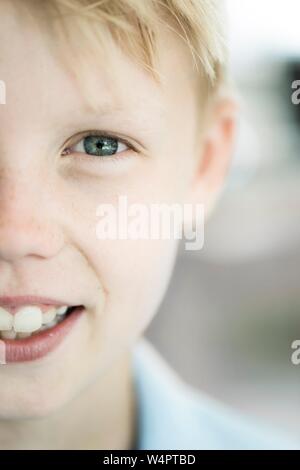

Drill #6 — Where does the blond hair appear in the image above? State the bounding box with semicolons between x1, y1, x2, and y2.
22;0;228;97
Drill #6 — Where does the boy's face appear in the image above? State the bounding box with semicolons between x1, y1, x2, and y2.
0;3;233;417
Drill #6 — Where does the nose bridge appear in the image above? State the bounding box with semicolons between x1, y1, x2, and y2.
0;166;63;261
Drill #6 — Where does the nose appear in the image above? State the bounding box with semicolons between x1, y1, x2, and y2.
0;171;64;262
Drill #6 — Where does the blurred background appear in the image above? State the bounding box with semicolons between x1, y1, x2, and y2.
145;0;300;440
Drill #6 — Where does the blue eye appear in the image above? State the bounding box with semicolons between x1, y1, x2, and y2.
84;135;118;156
64;134;129;158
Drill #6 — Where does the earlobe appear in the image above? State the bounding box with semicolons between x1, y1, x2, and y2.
190;96;238;219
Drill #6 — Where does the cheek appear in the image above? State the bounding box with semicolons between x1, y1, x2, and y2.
56;143;193;341
80;236;179;350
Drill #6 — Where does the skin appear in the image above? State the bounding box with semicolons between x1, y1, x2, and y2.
0;1;236;449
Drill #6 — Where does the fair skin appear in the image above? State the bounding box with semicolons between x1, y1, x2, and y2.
0;2;236;449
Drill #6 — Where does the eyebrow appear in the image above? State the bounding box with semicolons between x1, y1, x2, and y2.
80;99;126;116
55;99;163;156
53;78;167;147
68;68;165;122
69;94;166;138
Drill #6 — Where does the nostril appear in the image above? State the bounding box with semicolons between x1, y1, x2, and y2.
0;220;65;261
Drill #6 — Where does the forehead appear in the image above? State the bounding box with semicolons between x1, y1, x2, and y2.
0;1;199;135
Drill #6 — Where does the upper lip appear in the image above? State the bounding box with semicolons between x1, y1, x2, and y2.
0;296;71;308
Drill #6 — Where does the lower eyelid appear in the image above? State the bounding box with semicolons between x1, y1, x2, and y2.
60;150;138;177
62;148;134;163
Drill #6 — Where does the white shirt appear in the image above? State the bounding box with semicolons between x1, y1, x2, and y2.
131;336;299;450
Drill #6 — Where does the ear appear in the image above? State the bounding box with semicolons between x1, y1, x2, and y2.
189;96;238;219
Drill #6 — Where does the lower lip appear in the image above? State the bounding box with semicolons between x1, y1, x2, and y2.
1;307;84;363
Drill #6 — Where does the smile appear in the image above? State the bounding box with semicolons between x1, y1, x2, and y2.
0;298;84;363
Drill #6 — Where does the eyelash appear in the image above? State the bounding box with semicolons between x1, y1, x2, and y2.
61;131;136;162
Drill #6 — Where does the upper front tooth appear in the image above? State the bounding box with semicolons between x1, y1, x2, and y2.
57;306;68;315
14;306;42;333
0;307;13;331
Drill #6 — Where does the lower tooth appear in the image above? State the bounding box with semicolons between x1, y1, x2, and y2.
0;316;64;339
17;332;32;339
44;320;57;329
1;330;17;340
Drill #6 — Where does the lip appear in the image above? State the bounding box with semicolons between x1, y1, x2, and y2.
0;306;84;363
0;296;71;309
